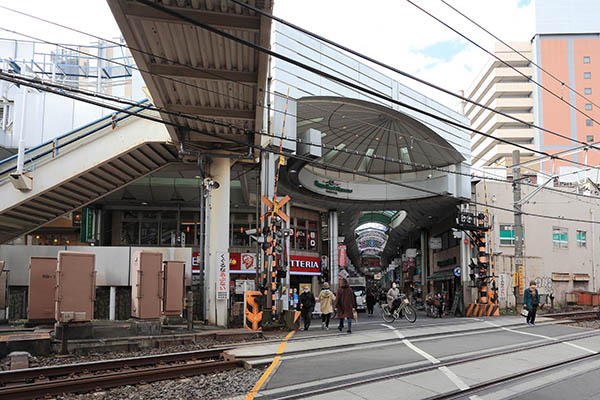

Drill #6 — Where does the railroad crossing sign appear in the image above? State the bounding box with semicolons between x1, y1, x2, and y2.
260;195;291;222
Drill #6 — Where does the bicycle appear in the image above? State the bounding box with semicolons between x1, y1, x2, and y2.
381;294;417;323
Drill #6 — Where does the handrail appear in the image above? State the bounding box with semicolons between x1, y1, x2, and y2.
0;99;151;182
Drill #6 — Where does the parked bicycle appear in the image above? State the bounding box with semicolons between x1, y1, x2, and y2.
381;294;417;323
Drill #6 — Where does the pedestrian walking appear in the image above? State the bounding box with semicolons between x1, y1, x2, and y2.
366;291;376;316
524;280;540;326
299;286;315;331
335;278;357;333
318;282;335;330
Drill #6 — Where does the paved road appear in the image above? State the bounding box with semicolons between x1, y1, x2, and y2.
228;312;600;399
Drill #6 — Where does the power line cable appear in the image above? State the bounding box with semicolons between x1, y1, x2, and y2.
4;69;600;204
439;0;600;112
1;10;596;175
406;0;600;145
3;71;600;225
229;0;600;154
0;24;470;162
133;0;600;174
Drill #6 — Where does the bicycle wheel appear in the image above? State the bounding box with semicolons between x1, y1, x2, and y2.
403;305;417;323
382;306;396;323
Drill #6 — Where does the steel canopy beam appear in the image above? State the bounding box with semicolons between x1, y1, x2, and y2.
148;64;258;83
123;2;260;30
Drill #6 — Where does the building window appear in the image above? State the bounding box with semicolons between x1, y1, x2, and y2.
584;72;592;79
500;224;515;245
587;135;594;142
586;104;593;111
585;88;592;95
577;230;587;247
586;119;593;127
230;213;256;248
584;56;591;64
552;227;568;249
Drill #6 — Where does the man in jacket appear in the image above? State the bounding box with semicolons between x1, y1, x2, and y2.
523;280;540;326
318;282;335;330
299;286;315;331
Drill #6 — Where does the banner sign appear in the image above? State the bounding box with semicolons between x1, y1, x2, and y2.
498;274;507;299
290;255;321;276
229;253;257;274
338;244;347;267
216;252;229;300
192;251;200;274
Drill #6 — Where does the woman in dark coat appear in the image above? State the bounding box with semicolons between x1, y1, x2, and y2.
335;278;357;333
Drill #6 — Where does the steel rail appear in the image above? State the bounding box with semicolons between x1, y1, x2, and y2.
0;359;244;400
263;329;600;399
0;347;230;385
426;351;600;400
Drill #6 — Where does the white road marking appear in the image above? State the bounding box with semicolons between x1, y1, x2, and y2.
483;320;597;354
564;341;598;354
402;338;440;364
439;366;470;390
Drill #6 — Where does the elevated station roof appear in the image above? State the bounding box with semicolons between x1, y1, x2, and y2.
108;0;273;153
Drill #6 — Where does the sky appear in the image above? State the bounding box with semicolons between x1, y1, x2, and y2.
0;0;535;110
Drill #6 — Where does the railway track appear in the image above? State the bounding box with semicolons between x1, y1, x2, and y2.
0;348;245;400
262;329;600;399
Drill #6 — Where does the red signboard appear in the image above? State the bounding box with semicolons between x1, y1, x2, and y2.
229;253;257;274
192;251;200;274
338;244;347;267
290;255;321;276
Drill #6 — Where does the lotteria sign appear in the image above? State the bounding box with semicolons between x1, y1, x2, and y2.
290;255;321;276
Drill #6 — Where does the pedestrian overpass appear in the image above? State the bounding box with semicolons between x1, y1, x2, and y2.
0;101;177;244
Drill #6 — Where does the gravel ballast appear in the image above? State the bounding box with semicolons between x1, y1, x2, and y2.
56;366;267;400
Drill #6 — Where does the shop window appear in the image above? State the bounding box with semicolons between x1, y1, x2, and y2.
552;227;568;249
499;224;516;245
577;230;587;247
121;220;139;245
160;221;178;245
231;223;250;247
296;219;307;250
584;56;591;64
140;221;158;244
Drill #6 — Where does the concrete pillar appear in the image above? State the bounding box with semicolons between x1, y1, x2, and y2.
329;211;339;292
109;286;116;320
206;158;231;327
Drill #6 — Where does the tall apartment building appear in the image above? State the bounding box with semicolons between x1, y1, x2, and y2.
466;0;600;182
465;42;535;173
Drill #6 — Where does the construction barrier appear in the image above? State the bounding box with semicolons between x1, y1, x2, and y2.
245;291;263;331
465;303;500;317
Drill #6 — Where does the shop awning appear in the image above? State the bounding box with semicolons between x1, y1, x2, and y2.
428;270;455;281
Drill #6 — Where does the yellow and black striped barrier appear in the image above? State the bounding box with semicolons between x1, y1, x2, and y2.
465;303;500;317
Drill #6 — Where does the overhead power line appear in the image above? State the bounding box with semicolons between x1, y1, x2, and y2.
5;69;600;203
439;0;600;112
406;0;600;141
3;71;600;226
126;0;600;174
2;7;598;174
229;0;600;154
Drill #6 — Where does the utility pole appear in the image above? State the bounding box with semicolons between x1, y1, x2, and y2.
512;150;525;301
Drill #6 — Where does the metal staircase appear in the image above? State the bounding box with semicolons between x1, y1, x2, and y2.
0;100;178;243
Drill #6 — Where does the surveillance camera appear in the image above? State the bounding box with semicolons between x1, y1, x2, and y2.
203;178;220;189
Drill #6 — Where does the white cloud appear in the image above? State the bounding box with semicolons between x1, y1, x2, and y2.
0;0;535;110
274;0;535;109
